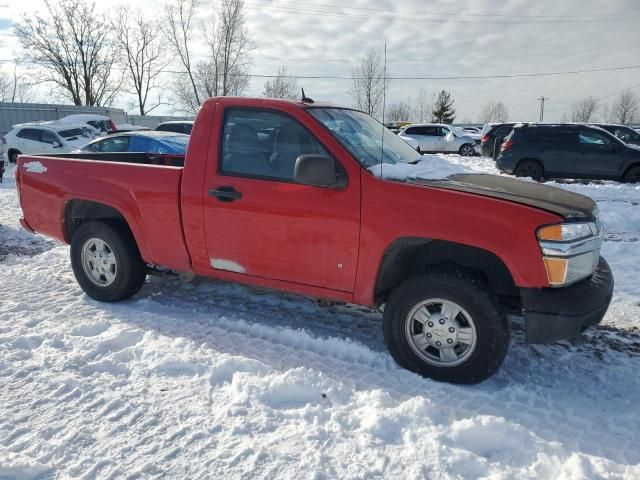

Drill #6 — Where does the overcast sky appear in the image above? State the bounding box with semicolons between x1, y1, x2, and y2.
1;0;640;122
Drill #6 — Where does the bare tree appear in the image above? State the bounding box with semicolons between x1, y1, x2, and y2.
263;66;298;99
14;0;120;106
0;65;33;102
569;96;598;123
163;0;201;111
207;0;252;97
350;48;388;118
113;7;168;115
609;90;639;124
412;88;433;123
167;0;252;113
387;100;411;122
478;100;509;123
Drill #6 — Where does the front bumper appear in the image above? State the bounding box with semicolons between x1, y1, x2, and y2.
521;257;613;343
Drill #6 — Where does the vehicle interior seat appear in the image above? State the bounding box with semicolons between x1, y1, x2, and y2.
269;126;304;179
223;124;270;176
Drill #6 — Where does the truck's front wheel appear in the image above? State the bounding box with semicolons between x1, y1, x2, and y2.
70;221;147;302
383;271;510;384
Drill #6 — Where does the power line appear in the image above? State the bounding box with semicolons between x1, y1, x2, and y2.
244;2;640;24
3;59;640;80
545;83;640;114
254;44;639;64
253;0;634;19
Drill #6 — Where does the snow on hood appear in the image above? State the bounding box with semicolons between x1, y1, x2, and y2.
369;154;474;181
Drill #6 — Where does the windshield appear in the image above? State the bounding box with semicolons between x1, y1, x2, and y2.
308;108;421;168
613;126;640;143
58;128;85;139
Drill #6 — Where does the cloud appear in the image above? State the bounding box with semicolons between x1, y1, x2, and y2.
2;0;640;121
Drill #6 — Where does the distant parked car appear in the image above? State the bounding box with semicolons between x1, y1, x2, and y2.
384;121;412;134
497;124;640;183
78;131;189;155
480;123;516;159
399;123;478;156
462;126;481;135
56;114;117;136
155;121;194;135
591;124;640;147
3;122;95;163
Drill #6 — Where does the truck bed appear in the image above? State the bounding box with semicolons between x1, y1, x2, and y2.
17;154;192;271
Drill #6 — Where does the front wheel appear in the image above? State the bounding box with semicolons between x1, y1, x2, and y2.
459;143;476;157
383;271;510;384
70;221;147;302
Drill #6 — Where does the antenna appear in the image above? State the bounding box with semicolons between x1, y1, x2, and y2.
301;88;314;104
379;42;388;176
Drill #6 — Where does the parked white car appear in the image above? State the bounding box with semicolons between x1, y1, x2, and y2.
399;123;479;156
56;114;117;136
2;122;94;163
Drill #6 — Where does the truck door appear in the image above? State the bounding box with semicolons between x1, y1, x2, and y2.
202;106;361;292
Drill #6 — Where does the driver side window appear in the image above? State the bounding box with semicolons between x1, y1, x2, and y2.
220;108;329;181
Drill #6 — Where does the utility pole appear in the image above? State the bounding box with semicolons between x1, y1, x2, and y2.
538;96;549;122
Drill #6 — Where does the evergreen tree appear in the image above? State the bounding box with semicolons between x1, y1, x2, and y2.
432;90;456;124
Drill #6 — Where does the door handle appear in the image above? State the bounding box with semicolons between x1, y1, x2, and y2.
209;186;243;202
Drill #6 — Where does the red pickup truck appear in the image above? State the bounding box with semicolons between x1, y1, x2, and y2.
16;97;613;384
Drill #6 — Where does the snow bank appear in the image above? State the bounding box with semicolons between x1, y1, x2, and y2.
369;154;474;180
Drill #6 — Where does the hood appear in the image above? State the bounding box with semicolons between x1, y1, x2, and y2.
413;174;597;220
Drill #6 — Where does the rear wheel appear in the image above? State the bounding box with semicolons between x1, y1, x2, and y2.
622;165;640;183
514;160;544;181
383;270;510;384
459;143;475;157
70;221;147;302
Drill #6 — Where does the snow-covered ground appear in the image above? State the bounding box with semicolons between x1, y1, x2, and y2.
1;160;639;479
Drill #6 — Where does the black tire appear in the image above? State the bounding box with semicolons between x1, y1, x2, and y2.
514;159;544;181
383;270;510;384
459;143;475;157
70;220;147;302
622;165;640;183
9;149;21;164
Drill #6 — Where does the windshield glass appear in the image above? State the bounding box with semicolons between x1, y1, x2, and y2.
308;108;421;168
58;128;85;139
614;127;640;143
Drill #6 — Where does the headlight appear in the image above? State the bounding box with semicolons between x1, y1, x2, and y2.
537;222;598;242
537;222;602;287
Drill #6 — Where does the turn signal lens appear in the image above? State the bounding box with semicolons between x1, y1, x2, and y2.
538;225;563;241
543;257;568;285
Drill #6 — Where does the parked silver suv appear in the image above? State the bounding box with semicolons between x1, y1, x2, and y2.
398;123;478;156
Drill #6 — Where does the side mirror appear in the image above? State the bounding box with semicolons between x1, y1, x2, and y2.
52;140;62;148
294;154;339;187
